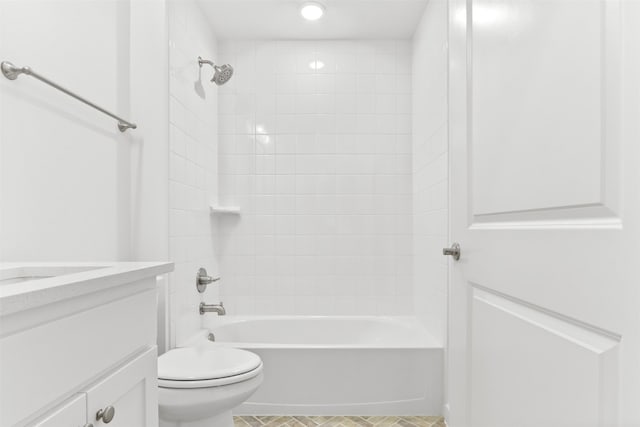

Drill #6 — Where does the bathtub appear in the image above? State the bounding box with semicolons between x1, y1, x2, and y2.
184;316;443;415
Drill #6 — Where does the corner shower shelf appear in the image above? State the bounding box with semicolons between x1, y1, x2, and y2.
209;205;241;215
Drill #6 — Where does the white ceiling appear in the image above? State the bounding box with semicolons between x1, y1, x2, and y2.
196;0;429;40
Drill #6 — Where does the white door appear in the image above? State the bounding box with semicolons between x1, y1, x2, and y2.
85;347;158;427
447;1;640;426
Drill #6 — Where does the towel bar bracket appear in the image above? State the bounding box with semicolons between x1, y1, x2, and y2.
1;61;22;80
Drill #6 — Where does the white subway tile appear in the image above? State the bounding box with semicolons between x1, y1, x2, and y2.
215;40;414;317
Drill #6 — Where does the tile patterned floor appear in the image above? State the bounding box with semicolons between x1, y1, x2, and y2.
234;416;446;427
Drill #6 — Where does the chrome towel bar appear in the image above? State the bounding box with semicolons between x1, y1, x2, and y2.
1;60;137;132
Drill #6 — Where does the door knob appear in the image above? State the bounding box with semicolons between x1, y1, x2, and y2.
443;243;461;261
96;405;115;423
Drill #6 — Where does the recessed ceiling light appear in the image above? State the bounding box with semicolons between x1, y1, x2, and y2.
309;60;325;70
300;2;325;21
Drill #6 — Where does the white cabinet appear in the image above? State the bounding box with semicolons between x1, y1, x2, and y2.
24;349;157;427
28;347;158;427
86;348;158;427
28;394;87;427
0;262;173;427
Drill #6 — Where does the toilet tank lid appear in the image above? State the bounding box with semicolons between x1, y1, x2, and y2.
158;347;262;381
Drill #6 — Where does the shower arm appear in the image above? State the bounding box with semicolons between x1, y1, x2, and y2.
198;57;215;68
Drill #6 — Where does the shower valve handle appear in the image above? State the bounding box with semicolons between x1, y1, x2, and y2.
196;267;220;293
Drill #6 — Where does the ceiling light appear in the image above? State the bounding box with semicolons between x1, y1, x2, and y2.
309;60;325;70
300;2;325;21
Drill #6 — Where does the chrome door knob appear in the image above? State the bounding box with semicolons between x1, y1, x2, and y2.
443;243;461;261
96;406;115;423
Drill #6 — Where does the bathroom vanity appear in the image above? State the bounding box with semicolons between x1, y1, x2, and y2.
0;262;173;427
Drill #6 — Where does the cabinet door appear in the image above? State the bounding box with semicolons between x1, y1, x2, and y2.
85;347;158;427
28;394;86;427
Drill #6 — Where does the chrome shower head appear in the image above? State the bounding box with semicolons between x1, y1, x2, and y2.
212;64;234;86
198;56;234;86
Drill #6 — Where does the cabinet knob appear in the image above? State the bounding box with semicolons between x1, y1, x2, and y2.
96;405;115;423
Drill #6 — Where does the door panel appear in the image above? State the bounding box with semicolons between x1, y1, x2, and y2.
471;0;606;217
470;0;621;221
470;285;619;427
447;0;640;426
28;394;86;427
86;347;158;427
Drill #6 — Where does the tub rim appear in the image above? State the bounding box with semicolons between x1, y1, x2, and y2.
188;315;443;350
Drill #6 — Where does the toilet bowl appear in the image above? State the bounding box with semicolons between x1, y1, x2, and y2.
158;347;263;427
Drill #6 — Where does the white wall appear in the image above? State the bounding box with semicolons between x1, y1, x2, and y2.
167;0;220;346
412;0;449;344
129;0;171;353
0;0;169;261
0;1;133;261
0;0;171;348
215;40;413;315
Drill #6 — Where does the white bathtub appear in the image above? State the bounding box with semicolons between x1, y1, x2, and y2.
185;316;443;415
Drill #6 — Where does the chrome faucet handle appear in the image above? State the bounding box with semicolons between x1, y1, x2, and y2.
196;267;220;293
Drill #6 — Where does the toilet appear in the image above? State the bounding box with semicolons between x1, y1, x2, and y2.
158;347;263;427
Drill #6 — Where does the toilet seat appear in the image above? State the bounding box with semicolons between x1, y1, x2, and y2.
158;347;263;389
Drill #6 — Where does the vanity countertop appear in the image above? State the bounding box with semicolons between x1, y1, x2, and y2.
0;262;174;315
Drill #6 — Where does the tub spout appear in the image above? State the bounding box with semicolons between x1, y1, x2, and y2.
199;301;226;316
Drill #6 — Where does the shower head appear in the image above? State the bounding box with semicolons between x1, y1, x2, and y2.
212;64;234;85
198;56;234;86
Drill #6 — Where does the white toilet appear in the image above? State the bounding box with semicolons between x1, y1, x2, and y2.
158;347;263;427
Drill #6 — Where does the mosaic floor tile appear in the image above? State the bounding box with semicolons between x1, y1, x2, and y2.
234;416;446;427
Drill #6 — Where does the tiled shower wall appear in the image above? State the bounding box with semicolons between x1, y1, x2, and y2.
412;0;449;344
167;0;220;346
215;40;413;315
